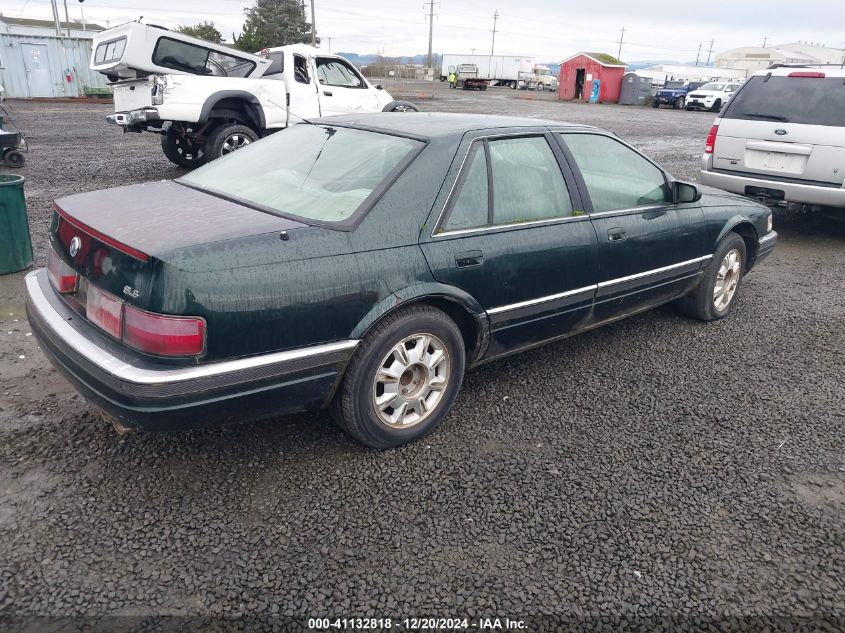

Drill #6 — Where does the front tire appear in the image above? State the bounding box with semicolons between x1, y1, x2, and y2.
710;99;722;112
331;305;466;448
673;97;685;109
206;123;258;160
4;150;25;167
161;126;207;168
678;233;747;321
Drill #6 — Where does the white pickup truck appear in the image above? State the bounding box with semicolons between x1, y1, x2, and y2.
90;23;417;167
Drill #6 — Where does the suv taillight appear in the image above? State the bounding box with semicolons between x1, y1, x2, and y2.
47;247;78;293
123;306;205;357
704;124;719;154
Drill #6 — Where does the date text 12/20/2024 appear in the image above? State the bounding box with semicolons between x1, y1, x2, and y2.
308;617;528;630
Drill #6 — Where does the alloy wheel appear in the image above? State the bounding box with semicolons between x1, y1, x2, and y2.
221;134;252;155
713;248;741;311
372;333;450;428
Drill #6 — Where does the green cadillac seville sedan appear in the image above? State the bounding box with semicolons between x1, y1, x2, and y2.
25;113;777;447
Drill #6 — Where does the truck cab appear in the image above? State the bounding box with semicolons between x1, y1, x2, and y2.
91;23;414;167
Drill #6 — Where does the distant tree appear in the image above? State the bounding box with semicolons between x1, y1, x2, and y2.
234;0;316;52
175;21;224;44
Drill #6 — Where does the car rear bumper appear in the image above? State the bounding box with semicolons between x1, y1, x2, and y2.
25;269;357;432
701;162;845;208
106;108;160;126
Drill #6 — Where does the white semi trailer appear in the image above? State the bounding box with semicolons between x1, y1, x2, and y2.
439;54;535;88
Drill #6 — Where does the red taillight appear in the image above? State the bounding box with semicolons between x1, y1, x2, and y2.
47;247;78;293
86;284;123;339
54;203;149;262
123;305;206;357
788;72;825;78
704;124;719;154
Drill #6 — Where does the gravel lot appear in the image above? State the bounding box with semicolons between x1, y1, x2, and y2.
0;84;843;631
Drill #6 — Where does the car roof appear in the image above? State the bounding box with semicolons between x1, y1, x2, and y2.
310;112;595;140
752;65;845;78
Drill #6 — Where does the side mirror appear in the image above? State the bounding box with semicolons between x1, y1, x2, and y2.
675;181;702;204
375;84;383;90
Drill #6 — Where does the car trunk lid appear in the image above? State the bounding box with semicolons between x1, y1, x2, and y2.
50;180;307;310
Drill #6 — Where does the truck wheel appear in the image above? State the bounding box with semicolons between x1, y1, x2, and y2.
652;100;660;108
387;102;419;112
673;97;684;109
162;127;207;168
206;123;258;159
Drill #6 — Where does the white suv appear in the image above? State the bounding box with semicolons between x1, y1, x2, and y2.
685;81;741;112
700;65;845;211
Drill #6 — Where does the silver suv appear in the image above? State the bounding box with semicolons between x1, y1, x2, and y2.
700;65;845;211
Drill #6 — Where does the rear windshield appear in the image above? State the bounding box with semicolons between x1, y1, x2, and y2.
722;75;845;127
180;124;422;226
151;37;256;77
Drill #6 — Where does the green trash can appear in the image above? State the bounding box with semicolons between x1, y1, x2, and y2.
0;174;33;274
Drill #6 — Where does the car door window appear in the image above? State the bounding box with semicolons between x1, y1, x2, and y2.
317;58;364;88
561;133;670;212
489;136;573;223
441;136;573;232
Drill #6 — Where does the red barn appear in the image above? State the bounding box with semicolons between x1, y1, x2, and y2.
558;52;626;103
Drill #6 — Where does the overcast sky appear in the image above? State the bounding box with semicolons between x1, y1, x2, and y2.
4;0;844;62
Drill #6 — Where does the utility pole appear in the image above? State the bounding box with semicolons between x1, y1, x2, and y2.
490;9;499;56
424;1;438;69
79;0;86;32
695;42;702;66
310;0;316;46
326;36;332;53
63;0;71;36
50;0;62;36
706;39;715;64
617;26;626;61
762;36;767;48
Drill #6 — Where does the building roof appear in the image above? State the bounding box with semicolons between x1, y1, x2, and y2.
0;15;105;31
559;52;626;67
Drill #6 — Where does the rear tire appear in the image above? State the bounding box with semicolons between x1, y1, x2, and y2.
205;123;258;160
331;305;466;448
161;126;207;168
677;233;747;321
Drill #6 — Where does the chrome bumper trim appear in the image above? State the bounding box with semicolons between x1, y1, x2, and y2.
24;270;359;386
759;231;777;247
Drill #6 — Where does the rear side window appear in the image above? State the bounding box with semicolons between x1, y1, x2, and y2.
152;37;256;77
562;133;670;212
94;37;126;65
441;136;573;232
723;75;845;127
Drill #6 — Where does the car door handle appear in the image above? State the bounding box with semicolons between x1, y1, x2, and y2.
323;91;333;96
455;250;483;268
607;228;626;242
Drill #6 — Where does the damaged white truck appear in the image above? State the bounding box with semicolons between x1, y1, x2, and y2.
90;23;418;167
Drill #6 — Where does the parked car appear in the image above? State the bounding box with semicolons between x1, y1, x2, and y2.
26;114;776;448
653;80;704;109
700;65;845;210
90;22;416;167
685;82;741;112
